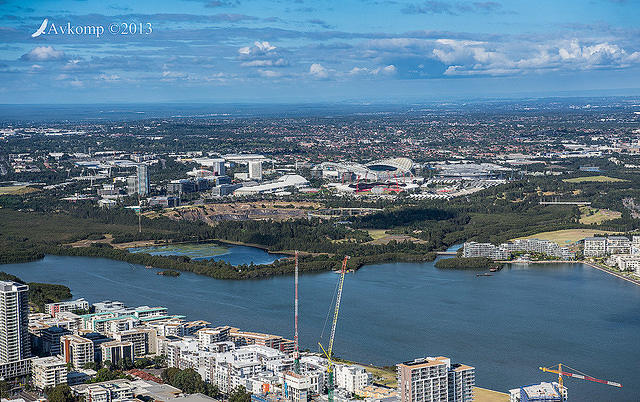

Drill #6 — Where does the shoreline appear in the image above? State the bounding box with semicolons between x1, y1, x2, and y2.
500;259;640;286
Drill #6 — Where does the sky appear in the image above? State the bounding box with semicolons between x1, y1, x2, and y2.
0;0;639;103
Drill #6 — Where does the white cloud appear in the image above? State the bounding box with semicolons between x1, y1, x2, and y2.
99;74;120;81
238;41;277;56
241;58;288;67
309;63;329;79
258;69;282;78
374;64;397;75
21;46;66;61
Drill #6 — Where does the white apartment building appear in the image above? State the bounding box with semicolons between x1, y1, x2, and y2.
462;242;510;260
606;236;631;254
607;254;640;274
334;364;372;394
32;356;68;390
46;298;90;317
583;237;607;257
0;281;31;363
71;379;134;401
61;334;95;369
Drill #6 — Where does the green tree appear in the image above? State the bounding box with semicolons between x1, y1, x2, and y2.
47;384;74;402
229;386;252;402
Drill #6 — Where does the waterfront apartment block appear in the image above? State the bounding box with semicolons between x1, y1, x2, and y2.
464;239;575;261
45;298;89;317
32;356;67;390
606;236;631;255
463;242;509;260
398;357;475;402
606;254;640;274
0;281;31;364
61;334;95;368
583;237;607;257
398;357;449;402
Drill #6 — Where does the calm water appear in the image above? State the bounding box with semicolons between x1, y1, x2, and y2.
129;243;286;266
2;255;639;401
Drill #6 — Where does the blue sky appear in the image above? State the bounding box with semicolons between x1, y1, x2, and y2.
0;0;639;103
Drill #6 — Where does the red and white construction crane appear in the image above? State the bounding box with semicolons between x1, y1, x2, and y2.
539;363;622;399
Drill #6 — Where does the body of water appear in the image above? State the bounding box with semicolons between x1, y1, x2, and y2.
129;242;286;266
2;255;639;401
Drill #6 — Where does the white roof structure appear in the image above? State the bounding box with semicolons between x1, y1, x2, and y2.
234;174;309;195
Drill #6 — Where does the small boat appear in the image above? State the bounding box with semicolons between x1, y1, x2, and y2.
489;268;498;272
145;265;153;269
476;273;493;277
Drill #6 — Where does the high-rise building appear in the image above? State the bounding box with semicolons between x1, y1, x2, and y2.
61;335;95;369
249;161;263;181
0;281;31;363
127;164;150;196
137;164;149;196
397;357;475;402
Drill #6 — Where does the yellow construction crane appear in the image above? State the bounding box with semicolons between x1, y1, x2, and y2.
318;255;350;402
539;363;622;400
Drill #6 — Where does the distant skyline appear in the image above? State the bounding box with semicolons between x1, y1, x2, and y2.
0;0;639;103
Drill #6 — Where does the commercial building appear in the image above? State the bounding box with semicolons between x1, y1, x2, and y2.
397;357;475;402
46;298;89;317
32;356;67;390
0;281;31;364
61;334;95;369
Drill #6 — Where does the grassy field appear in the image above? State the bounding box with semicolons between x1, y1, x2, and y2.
474;387;510;402
0;185;39;195
515;228;615;244
564;175;627;183
367;229;389;240
579;207;622;225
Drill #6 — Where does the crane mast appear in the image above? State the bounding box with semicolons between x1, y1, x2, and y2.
294;251;300;374
318;255;350;402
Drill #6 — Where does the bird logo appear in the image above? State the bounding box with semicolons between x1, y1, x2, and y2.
32;19;48;38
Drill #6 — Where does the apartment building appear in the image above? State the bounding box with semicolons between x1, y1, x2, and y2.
45;298;89;317
334;364;372;394
462;242;509;260
32;356;68;390
398;357;475;402
100;341;134;365
61;334;95;368
583;237;607;257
